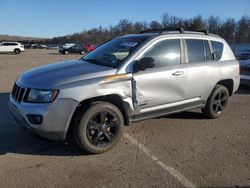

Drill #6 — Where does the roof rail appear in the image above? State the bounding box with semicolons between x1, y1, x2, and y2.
139;27;185;34
139;28;210;35
186;29;209;35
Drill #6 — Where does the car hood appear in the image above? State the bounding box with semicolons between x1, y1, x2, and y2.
17;60;116;88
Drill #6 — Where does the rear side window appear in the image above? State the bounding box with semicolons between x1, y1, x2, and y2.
211;41;223;60
186;39;212;63
142;39;181;68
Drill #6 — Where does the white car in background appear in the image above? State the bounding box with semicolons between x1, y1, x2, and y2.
0;42;25;54
62;43;75;49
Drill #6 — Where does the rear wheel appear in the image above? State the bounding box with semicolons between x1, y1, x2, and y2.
202;85;229;118
73;102;124;154
14;49;21;55
64;50;69;55
80;51;85;55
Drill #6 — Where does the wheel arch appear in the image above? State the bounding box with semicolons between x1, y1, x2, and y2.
66;94;130;139
216;79;234;96
14;48;21;52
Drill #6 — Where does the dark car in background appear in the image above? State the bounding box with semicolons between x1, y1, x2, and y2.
240;59;250;86
239;49;250;60
59;44;87;55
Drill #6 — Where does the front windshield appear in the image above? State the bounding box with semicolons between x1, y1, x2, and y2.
81;37;148;68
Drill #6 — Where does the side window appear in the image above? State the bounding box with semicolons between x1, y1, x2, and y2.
186;39;212;63
142;39;181;68
211;41;223;60
2;43;8;46
186;39;204;63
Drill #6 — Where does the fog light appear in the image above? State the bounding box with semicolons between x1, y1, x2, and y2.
27;114;43;125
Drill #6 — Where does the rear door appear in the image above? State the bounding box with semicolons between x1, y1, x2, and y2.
132;38;188;114
184;39;220;101
8;43;17;52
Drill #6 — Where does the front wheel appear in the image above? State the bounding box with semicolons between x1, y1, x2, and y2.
73;102;124;154
14;49;21;54
202;85;229;119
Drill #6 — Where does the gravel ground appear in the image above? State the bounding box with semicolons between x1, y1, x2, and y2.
0;49;249;188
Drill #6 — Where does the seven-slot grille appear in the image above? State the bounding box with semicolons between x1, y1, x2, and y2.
11;83;27;103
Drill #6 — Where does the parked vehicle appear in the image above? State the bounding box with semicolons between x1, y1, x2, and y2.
0;42;25;54
9;28;240;154
62;43;75;49
83;44;95;52
38;44;48;49
238;49;250;60
47;45;59;50
59;44;87;55
31;44;39;49
24;44;32;49
240;59;250;86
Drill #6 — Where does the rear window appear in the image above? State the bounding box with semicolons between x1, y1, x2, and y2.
186;39;212;63
211;41;223;60
9;43;17;46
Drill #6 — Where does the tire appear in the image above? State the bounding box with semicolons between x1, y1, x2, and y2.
202;85;229;119
14;49;21;55
64;50;68;55
80;51;85;55
73;101;124;154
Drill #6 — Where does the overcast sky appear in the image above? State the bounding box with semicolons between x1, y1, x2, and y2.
0;0;249;38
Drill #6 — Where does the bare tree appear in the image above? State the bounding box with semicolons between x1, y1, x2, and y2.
149;20;162;29
236;15;250;43
207;16;221;34
47;14;250;45
220;18;236;43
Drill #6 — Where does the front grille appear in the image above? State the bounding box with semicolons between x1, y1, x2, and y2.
11;83;27;103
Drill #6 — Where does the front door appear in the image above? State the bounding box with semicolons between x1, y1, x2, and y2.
132;38;187;114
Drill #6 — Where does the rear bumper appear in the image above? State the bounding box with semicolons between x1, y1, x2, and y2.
9;96;78;140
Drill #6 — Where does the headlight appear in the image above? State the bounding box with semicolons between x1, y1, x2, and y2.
25;89;59;103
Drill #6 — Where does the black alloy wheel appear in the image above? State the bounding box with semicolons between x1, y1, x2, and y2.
86;111;119;147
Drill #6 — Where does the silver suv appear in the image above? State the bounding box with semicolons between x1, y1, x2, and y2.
9;28;240;153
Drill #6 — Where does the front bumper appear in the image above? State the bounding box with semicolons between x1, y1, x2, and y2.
9;96;78;140
240;75;250;86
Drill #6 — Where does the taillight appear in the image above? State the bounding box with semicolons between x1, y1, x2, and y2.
238;63;240;75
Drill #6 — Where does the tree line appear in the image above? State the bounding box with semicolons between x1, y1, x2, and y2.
24;14;250;45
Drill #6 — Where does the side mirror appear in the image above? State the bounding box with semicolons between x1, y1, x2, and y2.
133;57;155;73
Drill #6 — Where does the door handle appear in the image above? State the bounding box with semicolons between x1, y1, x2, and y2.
172;71;184;76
